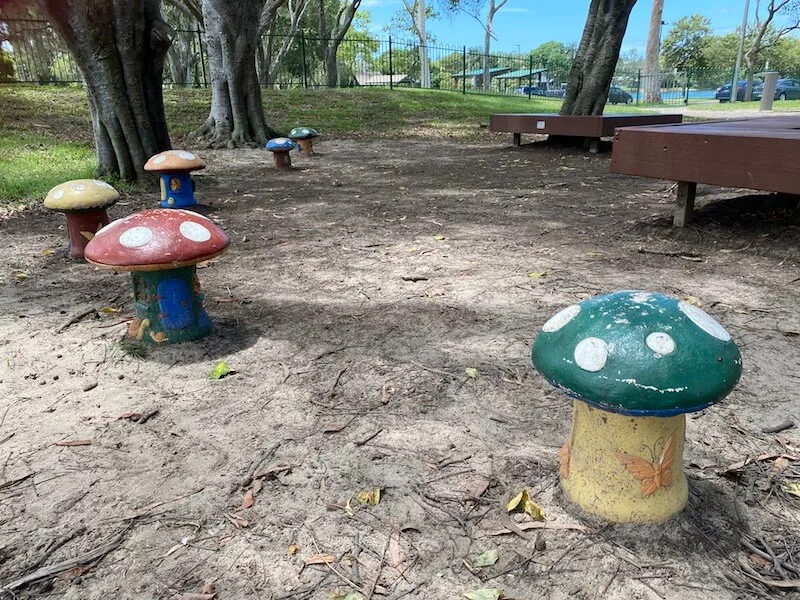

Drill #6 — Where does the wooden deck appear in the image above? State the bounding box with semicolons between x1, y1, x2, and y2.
488;113;683;152
610;116;800;226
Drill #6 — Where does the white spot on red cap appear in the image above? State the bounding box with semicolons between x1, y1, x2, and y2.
153;155;167;164
542;304;580;333
678;302;731;342
119;226;154;248
180;221;211;242
179;151;196;160
646;332;675;356
574;337;608;372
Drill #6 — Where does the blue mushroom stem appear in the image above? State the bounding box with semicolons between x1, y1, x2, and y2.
159;173;198;208
128;266;212;344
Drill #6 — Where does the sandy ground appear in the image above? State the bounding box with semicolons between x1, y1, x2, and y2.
1;136;799;600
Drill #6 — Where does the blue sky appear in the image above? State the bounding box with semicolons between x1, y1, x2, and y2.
361;1;751;55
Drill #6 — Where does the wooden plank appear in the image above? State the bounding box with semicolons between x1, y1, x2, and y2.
488;113;683;138
611;125;800;195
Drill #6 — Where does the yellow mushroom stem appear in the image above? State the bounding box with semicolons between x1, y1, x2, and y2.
560;400;688;524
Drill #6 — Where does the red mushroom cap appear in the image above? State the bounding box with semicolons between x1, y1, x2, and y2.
84;209;230;271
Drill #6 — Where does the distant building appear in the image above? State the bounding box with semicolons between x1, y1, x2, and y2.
452;67;513;88
354;71;411;86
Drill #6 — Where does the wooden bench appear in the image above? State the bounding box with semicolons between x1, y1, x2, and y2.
610;116;800;226
488;113;683;153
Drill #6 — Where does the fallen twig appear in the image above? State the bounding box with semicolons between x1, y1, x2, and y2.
0;534;123;593
637;247;704;262
487;520;594;536
718;453;800;475
355;429;384;447
325;366;348;402
0;472;34;492
120;488;205;520
56;308;98;333
54;440;91;447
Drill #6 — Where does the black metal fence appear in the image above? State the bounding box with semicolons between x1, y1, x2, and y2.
0;17;772;107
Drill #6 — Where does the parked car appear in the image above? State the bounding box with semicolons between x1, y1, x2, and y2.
715;79;761;102
514;85;565;98
608;86;633;104
752;78;800;101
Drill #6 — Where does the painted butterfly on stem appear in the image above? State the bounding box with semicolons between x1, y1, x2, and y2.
616;434;676;497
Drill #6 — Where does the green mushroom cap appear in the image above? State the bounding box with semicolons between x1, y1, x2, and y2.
288;127;319;140
531;291;742;416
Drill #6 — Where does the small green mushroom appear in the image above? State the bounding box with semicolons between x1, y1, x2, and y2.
531;291;742;523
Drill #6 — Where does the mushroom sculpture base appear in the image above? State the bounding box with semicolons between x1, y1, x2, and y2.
128;266;213;344
561;401;688;524
65;210;111;260
296;139;315;155
273;152;292;169
159;173;198;209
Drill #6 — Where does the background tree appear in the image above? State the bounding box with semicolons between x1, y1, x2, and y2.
643;0;664;103
163;1;201;86
400;0;432;87
561;0;638;116
441;0;508;91
742;0;800;99
35;0;173;181
660;14;711;74
258;0;309;86
316;0;362;87
529;41;575;71
192;0;280;148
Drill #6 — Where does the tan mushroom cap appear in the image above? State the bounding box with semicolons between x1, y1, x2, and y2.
44;179;120;212
144;150;206;174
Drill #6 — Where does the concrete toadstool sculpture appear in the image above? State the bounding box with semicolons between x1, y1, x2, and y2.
84;209;230;344
265;137;296;169
144;150;206;208
288;127;320;155
531;291;742;523
44;179;120;260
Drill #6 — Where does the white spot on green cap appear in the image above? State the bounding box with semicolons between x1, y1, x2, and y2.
574;337;608;372
678;301;731;342
542;304;580;333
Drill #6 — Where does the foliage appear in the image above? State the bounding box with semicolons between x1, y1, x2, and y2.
661;15;712;70
529;40;575;71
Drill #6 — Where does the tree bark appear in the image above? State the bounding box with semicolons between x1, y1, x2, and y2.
643;0;663;103
560;0;638;116
481;0;507;92
36;0;173;181
318;0;362;88
192;0;278;148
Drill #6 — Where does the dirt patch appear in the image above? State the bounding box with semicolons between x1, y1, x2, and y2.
1;135;799;599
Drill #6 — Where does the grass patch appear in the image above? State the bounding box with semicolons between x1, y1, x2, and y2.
696;98;800;111
0;134;95;203
0;84;652;203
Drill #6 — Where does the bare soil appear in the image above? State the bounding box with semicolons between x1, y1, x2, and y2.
1;135;800;600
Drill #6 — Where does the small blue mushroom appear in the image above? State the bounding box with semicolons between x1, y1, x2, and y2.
265;137;296;169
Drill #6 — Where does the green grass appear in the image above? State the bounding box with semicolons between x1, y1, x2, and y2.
696;98;800;111
0;134;96;201
0;84;648;203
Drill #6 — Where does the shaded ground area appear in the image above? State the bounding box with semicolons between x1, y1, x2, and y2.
1;136;799;599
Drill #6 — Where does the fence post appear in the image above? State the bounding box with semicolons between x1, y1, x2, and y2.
300;31;308;88
197;26;208;87
462;46;467;95
684;70;690;105
527;55;533;99
635;69;642;106
388;37;393;90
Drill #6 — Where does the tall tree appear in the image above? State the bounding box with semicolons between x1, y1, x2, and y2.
317;0;362;87
258;0;309;86
643;0;664;103
443;0;508;91
192;0;280;147
35;0;173;181
561;0;638;115
401;0;432;88
743;0;800;100
661;15;712;70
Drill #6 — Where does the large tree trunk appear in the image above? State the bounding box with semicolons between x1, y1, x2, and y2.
192;0;278;148
560;0;638;115
36;0;173;181
318;0;361;88
643;0;663;103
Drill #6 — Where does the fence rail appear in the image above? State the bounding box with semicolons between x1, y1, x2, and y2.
0;18;784;107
